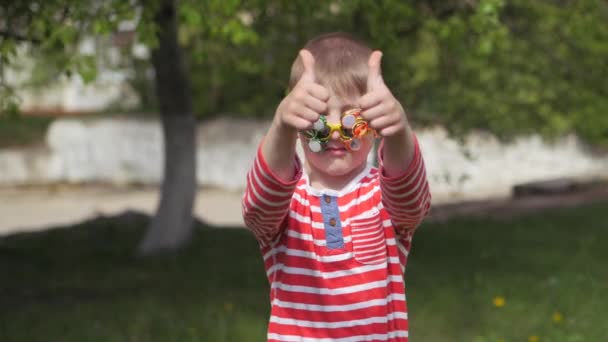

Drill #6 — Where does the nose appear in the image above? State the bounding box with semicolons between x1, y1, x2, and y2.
330;128;341;140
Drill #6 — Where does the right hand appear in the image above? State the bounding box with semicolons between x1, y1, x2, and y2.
274;49;329;131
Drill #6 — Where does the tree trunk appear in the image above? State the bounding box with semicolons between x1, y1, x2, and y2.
138;0;196;255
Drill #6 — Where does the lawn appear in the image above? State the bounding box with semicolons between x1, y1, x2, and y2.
0;201;606;342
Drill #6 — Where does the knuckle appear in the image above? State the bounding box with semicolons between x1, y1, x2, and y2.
287;102;298;113
305;110;318;121
320;88;330;100
300;83;313;93
293;92;304;103
318;102;328;112
299;120;312;130
282;116;294;127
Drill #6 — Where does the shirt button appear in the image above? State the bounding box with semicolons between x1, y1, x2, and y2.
324;195;331;204
329;218;337;226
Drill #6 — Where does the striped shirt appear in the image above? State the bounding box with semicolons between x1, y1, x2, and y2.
242;136;431;342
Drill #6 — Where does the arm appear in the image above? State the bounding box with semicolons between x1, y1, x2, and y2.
358;51;430;232
378;132;431;233
260;114;299;181
242;49;328;246
242;138;302;246
262;49;328;179
380;122;416;177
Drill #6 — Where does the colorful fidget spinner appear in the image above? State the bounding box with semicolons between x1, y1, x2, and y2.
303;108;376;153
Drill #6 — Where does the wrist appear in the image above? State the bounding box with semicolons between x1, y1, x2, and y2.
274;113;298;132
380;123;415;177
270;116;299;145
383;122;411;146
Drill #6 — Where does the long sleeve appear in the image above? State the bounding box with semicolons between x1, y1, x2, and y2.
377;134;432;234
242;142;303;246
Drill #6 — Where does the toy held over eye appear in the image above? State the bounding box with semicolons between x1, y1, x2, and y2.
303;109;376;153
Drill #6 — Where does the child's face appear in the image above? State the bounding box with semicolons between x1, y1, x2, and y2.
300;91;374;180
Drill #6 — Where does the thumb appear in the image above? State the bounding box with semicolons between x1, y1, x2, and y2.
367;50;383;91
299;49;316;83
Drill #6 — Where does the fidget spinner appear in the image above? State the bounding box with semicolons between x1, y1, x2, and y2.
303;108;376;153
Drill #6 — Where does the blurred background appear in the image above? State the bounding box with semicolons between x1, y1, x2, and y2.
1;1;607;341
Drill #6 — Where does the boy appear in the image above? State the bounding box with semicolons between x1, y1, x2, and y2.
242;32;431;342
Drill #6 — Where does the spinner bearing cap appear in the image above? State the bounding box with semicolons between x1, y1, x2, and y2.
308;140;323;153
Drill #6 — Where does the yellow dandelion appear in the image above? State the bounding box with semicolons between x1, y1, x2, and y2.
224;302;234;312
552;311;563;323
493;296;506;308
528;335;539;342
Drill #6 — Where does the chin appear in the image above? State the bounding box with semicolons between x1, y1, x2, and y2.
324;165;356;177
312;156;367;177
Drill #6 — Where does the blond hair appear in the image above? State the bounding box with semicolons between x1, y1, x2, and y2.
288;32;373;97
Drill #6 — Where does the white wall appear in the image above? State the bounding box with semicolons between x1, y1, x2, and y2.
5;39;141;113
1;117;607;203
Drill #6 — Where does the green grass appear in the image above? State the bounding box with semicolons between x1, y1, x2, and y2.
1;202;607;342
0;115;54;148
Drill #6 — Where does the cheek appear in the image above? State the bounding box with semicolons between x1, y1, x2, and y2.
350;149;370;165
300;142;327;166
352;137;375;159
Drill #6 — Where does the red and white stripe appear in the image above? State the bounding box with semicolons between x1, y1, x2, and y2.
243;135;431;341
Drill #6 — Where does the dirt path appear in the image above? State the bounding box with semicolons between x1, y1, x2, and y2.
0;185;244;236
2;182;608;237
428;183;608;222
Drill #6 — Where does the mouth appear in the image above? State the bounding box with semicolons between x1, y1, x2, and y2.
324;146;348;156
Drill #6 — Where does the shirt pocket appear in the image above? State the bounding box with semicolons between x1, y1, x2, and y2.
349;208;387;265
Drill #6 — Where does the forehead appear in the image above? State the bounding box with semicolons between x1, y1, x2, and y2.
326;91;361;112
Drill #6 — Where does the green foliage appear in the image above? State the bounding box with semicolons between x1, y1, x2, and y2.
0;82;20;116
181;0;607;146
0;0;139;114
1;1;607;146
0;114;53;147
430;0;608;144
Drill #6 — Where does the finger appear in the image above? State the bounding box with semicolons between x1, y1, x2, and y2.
306;83;330;102
293;103;321;122
285;115;315;131
359;91;384;112
367;50;383;91
303;95;327;114
361;104;387;122
363;98;400;121
369;113;398;131
299;49;316;83
379;124;403;137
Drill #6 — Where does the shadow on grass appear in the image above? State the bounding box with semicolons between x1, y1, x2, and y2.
1;201;607;341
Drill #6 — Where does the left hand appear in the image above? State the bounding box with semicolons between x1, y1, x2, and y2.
358;51;409;137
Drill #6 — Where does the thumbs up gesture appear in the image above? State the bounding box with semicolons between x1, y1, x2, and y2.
359;51;409;137
275;49;330;131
